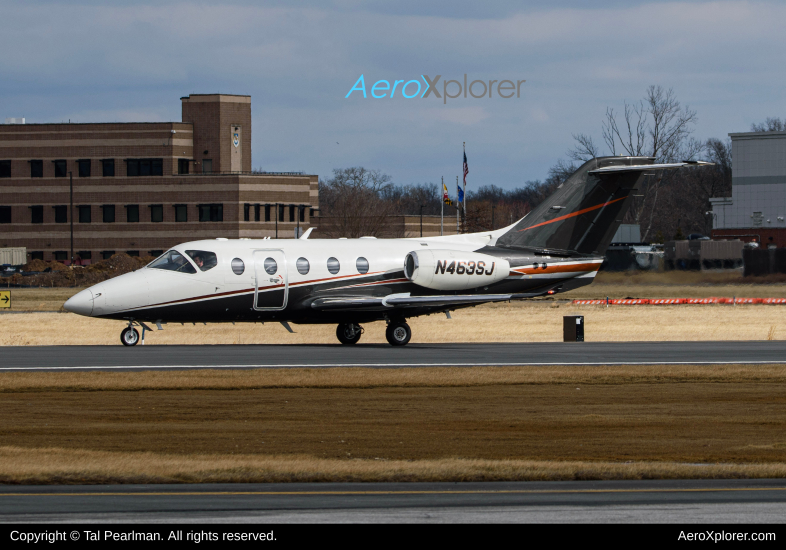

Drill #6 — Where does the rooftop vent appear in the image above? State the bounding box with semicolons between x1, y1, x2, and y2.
4;118;25;124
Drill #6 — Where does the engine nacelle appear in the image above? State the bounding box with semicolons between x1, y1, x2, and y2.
404;249;510;291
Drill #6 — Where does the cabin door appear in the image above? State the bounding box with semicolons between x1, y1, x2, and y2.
253;249;288;310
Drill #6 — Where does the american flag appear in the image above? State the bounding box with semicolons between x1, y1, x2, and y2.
463;150;469;185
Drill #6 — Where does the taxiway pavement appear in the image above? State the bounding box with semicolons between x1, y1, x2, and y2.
1;480;785;523
1;341;786;371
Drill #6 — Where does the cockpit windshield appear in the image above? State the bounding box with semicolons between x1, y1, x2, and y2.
147;250;196;274
185;250;217;271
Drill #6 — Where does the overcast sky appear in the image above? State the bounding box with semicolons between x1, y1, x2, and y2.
1;1;784;189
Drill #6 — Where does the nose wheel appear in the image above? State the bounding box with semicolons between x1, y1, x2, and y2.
121;326;140;346
386;321;411;346
336;323;363;345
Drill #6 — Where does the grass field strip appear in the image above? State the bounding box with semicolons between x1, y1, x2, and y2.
2;361;786;372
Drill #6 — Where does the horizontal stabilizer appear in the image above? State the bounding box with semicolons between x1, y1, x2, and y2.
588;160;713;174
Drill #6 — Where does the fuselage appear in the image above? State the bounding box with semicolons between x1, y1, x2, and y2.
64;230;603;324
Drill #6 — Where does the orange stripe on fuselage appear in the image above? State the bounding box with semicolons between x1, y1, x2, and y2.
510;262;601;276
517;197;627;232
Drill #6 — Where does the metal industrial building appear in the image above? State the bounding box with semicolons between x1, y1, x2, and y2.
0;94;318;264
710;130;786;248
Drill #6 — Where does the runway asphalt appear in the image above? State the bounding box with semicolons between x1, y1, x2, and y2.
1;341;786;371
1;480;785;523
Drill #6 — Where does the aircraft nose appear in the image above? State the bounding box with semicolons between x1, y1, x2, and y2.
64;289;94;316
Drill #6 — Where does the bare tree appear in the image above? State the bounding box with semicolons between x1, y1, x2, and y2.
569;86;699;241
317;167;397;238
751;117;786;132
568;133;601;161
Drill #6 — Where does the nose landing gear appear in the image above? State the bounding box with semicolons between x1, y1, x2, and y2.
121;325;140;346
336;322;363;345
120;320;157;346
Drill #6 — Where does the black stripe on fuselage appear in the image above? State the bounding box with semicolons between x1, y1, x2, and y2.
96;268;585;323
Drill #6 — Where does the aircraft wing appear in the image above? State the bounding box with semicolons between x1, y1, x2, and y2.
310;291;550;311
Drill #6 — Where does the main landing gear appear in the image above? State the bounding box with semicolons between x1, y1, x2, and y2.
385;321;412;346
336;322;363;345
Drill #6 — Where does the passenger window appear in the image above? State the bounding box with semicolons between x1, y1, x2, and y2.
264;257;277;275
327;257;340;275
356;257;369;274
185;250;218;271
148;250;196;274
231;258;245;275
296;257;310;275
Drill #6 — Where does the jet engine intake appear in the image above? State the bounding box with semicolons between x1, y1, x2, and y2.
404;250;510;291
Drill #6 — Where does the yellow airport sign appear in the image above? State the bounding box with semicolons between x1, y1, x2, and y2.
0;290;9;308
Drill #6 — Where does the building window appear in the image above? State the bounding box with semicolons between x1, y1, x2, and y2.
299;205;305;222
198;204;223;222
0;206;11;224
178;159;190;175
54;160;67;178
243;203;250;222
278;204;285;221
127;158;163;177
30;205;43;224
30;251;44;261
289;205;295;222
150;204;163;223
54;251;68;262
202;159;213;174
149;250;164;258
54;205;67;223
174;204;188;222
254;204;260;222
101;251;115;260
310;208;315;217
264;204;271;222
101;159;115;177
0;160;11;178
127;250;139;257
126;204;139;223
79;205;91;223
102;205;115;223
30;160;43;178
78;159;91;178
77;251;92;261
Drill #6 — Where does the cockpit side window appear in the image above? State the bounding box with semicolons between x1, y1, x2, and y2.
185;250;218;272
147;250;196;274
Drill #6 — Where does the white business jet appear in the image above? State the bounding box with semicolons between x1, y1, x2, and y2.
64;157;710;346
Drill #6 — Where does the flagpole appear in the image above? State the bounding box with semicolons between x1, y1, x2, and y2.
463;142;467;233
456;175;460;234
440;176;444;236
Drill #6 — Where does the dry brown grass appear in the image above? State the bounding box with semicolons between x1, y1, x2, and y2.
2;446;786;485
2;364;786;393
3;366;786;483
2;303;785;345
0;287;84;312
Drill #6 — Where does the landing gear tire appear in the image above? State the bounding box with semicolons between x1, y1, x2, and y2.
386;322;411;346
121;327;140;346
336;323;362;345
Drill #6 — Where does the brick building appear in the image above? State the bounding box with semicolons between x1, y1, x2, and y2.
0;94;318;264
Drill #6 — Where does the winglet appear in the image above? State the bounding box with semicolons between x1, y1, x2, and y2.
299;227;315;240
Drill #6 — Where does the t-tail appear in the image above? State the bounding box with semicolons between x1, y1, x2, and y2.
495;156;712;256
